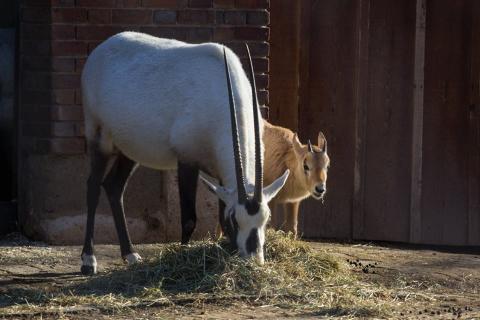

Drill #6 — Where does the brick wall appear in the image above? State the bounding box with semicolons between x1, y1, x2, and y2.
19;0;270;155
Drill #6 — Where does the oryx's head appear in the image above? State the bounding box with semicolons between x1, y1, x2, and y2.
201;45;289;264
292;132;330;200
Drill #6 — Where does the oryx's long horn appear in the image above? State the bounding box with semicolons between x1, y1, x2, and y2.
308;140;313;153
224;47;247;204
245;43;263;202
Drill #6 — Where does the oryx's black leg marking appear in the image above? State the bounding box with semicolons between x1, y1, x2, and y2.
102;152;138;258
81;143;109;275
178;161;199;244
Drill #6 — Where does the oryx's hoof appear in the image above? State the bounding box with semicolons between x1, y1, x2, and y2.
81;254;97;275
124;252;142;265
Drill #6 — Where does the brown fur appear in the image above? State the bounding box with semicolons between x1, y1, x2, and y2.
263;121;330;237
216;120;330;238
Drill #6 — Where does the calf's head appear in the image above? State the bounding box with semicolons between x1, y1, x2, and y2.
293;133;330;200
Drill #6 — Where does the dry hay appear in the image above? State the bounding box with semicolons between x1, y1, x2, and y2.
1;230;395;318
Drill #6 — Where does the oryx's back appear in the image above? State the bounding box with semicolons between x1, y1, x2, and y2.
82;31;254;172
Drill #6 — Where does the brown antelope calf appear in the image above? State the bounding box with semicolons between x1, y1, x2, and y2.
216;120;329;238
263;121;329;237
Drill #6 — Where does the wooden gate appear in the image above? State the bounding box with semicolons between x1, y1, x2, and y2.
269;0;480;245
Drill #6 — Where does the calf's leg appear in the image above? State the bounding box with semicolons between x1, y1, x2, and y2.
178;162;199;244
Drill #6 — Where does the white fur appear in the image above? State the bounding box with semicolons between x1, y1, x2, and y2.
124;252;142;265
81;253;97;273
82;32;288;261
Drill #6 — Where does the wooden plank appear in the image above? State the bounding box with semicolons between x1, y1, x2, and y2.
360;0;416;242
422;0;469;245
269;0;301;131
352;0;370;240
468;0;480;245
409;0;426;243
297;0;358;239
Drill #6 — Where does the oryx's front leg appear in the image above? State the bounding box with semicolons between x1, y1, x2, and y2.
283;201;300;238
102;152;142;265
178;162;199;244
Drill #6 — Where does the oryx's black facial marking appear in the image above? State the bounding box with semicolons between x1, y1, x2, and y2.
225;208;238;248
245;199;260;215
246;228;259;255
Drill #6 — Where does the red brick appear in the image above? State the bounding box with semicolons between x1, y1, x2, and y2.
87;41;102;53
48;138;86;154
88;9;112;24
186;27;212;42
142;0;187;8
51;74;81;89
51;0;76;6
51;41;88;56
235;0;268;9
224;11;246;25
254;73;268;89
77;25;126;40
112;9;152;24
75;58;87;73
213;27;233;41
52;25;76;40
188;0;212;8
257;89;268;105
51;105;84;120
21;89;75;105
22;7;50;23
52;8;88;23
153;10;177;24
77;0;116;7
246;10;268;25
53;89;76;104
115;0;141;7
75;89;83;104
178;10;214;24
241;57;268;72
52;57;76;72
52;122;77;137
214;0;234;8
248;41;268;57
215;11;224;24
234;26;268;40
140;26;187;40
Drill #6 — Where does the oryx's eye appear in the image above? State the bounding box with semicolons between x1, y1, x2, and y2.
303;162;310;172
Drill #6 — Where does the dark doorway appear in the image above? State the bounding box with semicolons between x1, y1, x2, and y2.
0;0;18;235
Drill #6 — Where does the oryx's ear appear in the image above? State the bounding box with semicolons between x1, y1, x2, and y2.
318;131;327;153
263;169;290;203
199;174;230;203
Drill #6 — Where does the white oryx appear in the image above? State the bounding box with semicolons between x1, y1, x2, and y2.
80;31;289;275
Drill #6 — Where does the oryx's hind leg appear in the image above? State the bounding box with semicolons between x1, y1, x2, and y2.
178;161;199;244
81;141;110;275
102;152;141;264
